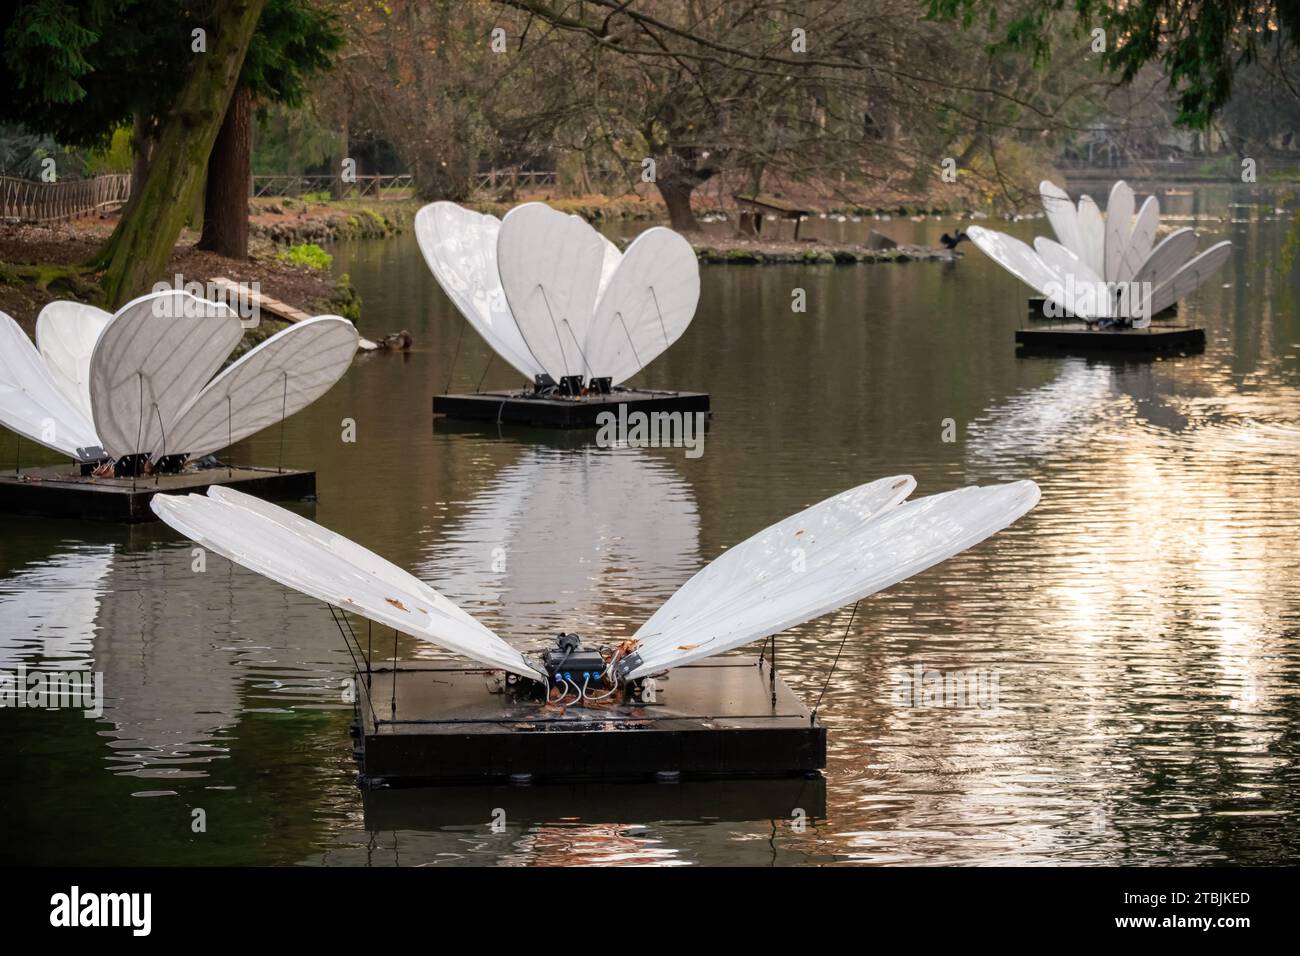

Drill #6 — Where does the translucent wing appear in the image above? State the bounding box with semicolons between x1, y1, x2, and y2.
1148;240;1232;316
413;202;543;380
584;227;700;385
1040;181;1084;260
497;202;608;380
150;487;544;680
35;300;112;420
156;315;357;459
1131;227;1197;289
625;478;1039;678
1103;181;1135;282
1076;195;1106;277
0;309;101;459
90;291;243;459
1116;195;1159;285
968;226;1075;316
1032;237;1111;319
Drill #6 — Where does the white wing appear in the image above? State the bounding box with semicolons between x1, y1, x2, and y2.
1076;195;1106;277
968;226;1074;316
35;300;112;420
1131;227;1197;289
0;309;101;459
625;478;1039;678
584;227;700;385
150;487;544;680
1116;195;1160;285
1032;237;1111;319
1040;181;1084;260
413;202;543;380
1103;181;1134;282
156;315;358;459
598;232;623;297
1148;240;1232;316
497;202;608;380
89;291;243;459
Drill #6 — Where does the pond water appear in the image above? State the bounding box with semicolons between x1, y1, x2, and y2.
2;184;1298;865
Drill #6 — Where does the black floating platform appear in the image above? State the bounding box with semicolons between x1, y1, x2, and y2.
1027;296;1177;321
433;389;710;428
0;464;315;522
1016;323;1205;356
356;656;825;785
362;775;827;828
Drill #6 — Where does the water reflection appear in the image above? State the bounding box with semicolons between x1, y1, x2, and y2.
421;443;700;650
0;532;348;780
3;183;1298;864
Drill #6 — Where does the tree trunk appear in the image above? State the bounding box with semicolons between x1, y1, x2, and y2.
656;176;702;232
330;112;349;200
94;0;268;307
198;86;252;258
124;112;156;219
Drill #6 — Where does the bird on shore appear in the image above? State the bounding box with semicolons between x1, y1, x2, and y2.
940;230;970;251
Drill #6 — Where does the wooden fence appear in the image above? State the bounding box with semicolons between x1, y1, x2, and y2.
251;173;414;199
473;168;558;190
1;173;132;223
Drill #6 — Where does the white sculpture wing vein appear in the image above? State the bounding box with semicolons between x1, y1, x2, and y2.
497;202;608;380
625;477;1040;678
414;202;544;380
89;291;243;459
584;227;700;385
157;315;358;459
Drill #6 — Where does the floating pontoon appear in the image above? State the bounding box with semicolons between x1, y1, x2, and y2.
149;474;1039;785
968;180;1228;355
418;201;709;427
0;290;357;520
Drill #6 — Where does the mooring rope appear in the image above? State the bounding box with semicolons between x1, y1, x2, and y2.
226;396;233;478
443;317;466;394
326;603;377;728
151;404;167;485
562;318;594;380
132;372;144;491
811;600;861;724
277;371;288;474
616;310;645;377
391;628;399;718
649;286;671;347
538;285;571;377
474;353;494;393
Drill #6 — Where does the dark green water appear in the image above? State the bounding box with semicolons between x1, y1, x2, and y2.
2;185;1298;865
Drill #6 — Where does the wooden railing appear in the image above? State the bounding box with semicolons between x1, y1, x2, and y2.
474;168;558;189
1;173;132;223
251;173;414;199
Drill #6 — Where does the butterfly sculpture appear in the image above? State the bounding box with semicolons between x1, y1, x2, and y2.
0;290;357;469
968;181;1231;326
150;474;1040;694
415;201;699;388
